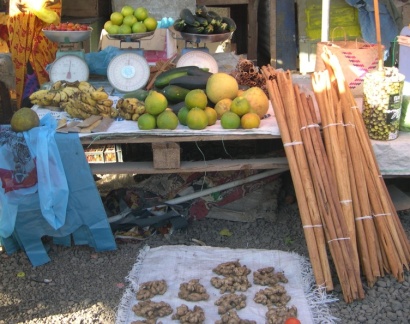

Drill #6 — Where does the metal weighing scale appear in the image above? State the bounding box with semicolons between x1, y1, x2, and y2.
168;26;232;74
43;29;92;84
105;31;154;93
169;26;233;55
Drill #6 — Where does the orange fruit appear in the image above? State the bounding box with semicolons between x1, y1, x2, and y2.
110;12;124;26
144;16;158;31
230;96;251;116
214;98;232;119
123;15;137;27
144;90;168;116
185;89;208;110
186;107;208;130
132;21;147;33
204;107;217;126
241;112;260;129
220;111;241;129
157;110;179;130
118;24;132;34
121;5;134;17
177;106;189;126
134;7;149;21
138;113;156;130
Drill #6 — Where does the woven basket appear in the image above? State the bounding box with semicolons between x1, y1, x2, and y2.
315;40;383;97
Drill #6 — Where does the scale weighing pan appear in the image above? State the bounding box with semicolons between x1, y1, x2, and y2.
177;51;218;73
169;26;233;44
106;31;155;42
107;52;150;93
42;29;93;43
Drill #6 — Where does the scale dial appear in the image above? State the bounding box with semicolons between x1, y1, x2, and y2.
107;53;150;92
49;54;89;84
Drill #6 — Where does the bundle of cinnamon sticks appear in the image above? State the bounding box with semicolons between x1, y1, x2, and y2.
261;48;410;303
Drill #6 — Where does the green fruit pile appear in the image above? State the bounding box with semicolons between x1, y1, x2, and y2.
173;5;236;35
104;6;157;35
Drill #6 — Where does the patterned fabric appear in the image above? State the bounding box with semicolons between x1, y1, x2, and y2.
7;0;61;109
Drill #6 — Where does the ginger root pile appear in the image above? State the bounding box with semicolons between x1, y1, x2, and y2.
178;279;209;301
172;304;206;324
136;280;168;301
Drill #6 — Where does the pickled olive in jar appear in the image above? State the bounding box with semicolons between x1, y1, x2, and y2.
362;68;404;140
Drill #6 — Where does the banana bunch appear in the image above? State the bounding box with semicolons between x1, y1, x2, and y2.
29;80;97;107
29;86;81;107
115;98;146;121
61;90;115;119
30;80;116;120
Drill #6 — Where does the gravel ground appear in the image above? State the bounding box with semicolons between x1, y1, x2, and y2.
1;173;410;324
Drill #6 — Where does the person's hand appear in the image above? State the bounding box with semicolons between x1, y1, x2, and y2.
397;35;410;47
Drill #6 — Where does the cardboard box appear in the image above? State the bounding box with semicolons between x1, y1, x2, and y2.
99;29;177;62
62;0;111;18
104;145;123;163
84;146;105;163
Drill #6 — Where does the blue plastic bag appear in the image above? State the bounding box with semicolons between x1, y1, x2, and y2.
85;46;123;76
0;114;69;237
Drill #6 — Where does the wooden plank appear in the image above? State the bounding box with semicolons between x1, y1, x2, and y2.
88;157;289;174
80;133;280;145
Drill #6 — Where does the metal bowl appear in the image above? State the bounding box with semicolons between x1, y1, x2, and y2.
42;28;93;43
169;26;233;43
106;31;155;42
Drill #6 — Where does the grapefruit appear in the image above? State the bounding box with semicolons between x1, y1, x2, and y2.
206;73;239;104
10;107;40;132
242;87;269;118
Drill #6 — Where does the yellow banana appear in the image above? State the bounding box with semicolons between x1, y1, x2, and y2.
29;89;49;101
37;99;53;107
51;92;61;106
81;93;97;106
96;104;111;115
95;86;105;92
62;86;80;98
97;99;114;107
80;102;99;115
111;107;119;118
131;113;140;121
59;90;68;102
91;91;109;101
136;104;146;115
78;81;95;94
51;80;64;91
68;98;83;111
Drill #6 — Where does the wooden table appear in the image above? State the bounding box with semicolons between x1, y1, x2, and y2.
196;0;259;61
80;133;289;175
